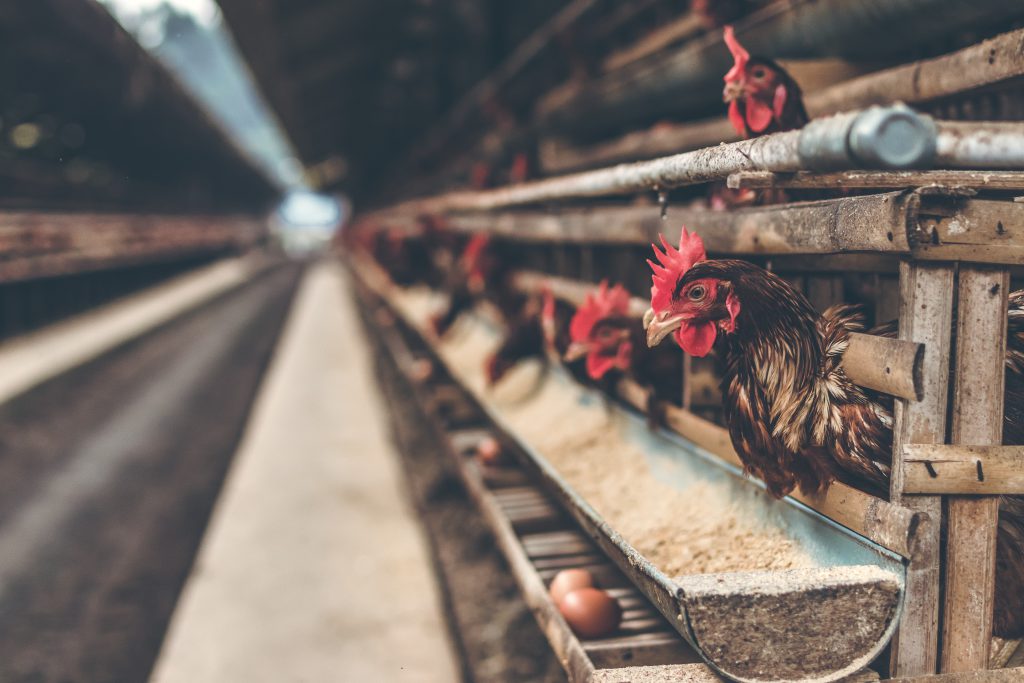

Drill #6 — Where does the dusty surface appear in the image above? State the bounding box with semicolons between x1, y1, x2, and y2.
393;287;813;578
150;263;460;683
0;264;300;682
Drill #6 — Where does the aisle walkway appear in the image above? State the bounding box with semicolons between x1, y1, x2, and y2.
150;261;459;683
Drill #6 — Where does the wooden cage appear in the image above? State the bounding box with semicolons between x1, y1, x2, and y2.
346;8;1024;683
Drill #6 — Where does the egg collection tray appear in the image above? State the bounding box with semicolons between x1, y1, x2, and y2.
351;259;974;683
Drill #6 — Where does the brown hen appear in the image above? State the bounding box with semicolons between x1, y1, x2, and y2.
644;226;1024;638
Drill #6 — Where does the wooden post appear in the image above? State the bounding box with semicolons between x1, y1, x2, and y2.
807;275;844;313
580;245;594;282
890;262;954;677
875;274;901;327
941;266;1009;672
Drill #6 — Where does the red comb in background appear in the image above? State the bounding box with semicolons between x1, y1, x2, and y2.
540;286;555;326
569;281;630;343
647;227;707;314
461;234;490;270
723;26;749;83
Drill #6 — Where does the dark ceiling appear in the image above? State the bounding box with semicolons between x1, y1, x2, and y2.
0;0;278;211
217;0;572;201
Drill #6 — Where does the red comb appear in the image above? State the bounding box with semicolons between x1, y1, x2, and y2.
540;286;555;326
723;26;749;83
647;227;707;314
569;281;631;343
461;234;490;272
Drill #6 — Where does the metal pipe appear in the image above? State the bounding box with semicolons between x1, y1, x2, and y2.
936;122;1024;169
390;111;1024;214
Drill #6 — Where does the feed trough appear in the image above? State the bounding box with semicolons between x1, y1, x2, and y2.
387;282;907;683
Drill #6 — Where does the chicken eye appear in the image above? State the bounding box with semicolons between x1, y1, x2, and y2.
751;66;767;80
687;285;707;301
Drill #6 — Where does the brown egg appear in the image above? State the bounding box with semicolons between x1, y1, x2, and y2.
558;588;622;639
548;568;594;605
475;436;505;466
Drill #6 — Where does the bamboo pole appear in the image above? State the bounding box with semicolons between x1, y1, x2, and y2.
388;118;1021;215
941;267;1009;672
889;262;954;676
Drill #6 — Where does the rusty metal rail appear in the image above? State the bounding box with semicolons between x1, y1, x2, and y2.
0;212;265;283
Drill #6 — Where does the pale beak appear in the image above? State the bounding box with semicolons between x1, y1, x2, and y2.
645;310;684;348
723;81;743;103
563;341;589;362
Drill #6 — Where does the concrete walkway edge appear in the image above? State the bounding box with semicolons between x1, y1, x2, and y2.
149;260;460;683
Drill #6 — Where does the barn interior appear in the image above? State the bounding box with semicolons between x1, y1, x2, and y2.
4;1;1024;682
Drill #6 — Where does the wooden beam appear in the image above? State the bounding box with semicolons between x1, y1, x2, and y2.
601;14;703;72
891;669;1024;682
902;445;1024;495
889;262;955;676
0;212;264;283
376;193;1024;266
430;192;915;254
728;171;1024;191
912;199;1024;265
541;28;1024;174
941;266;1009;672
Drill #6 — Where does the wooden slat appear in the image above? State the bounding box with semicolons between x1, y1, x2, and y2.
902;445;1024;495
380;193;1024;265
0;212;264;283
941;266;1009;672
891;669;1024;682
585;631;703;669
912;199;1024;265
729;170;1024;191
417;191;915;255
889;263;954;676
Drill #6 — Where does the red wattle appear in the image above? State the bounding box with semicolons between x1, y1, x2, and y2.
745;98;774;133
728;101;746;136
674;321;717;357
586;352;619;380
772;84;788;120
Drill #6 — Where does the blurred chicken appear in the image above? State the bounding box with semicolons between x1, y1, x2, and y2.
708;27;807;209
485;293;547;386
643;226;1024;637
484;287;587;387
566;281;682;421
721;26;808;138
430;234;495;336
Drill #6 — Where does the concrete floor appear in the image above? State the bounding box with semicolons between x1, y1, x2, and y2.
150;261;460;683
0;256;259;405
